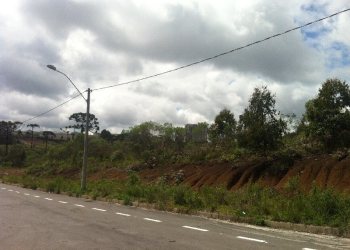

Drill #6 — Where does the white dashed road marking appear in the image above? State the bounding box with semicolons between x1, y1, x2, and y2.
302;248;317;250
58;201;68;204
182;226;209;232
92;208;107;212
24;193;30;196
8;189;13;192
1;187;6;190
144;218;162;223
34;195;40;198
15;191;20;194
237;236;268;243
45;198;53;201
116;212;131;217
74;204;85;207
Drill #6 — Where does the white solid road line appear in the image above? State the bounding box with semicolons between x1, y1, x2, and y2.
58;201;68;204
45;198;53;201
116;212;131;217
182;226;209;232
92;208;107;212
237;236;268;243
144;218;162;223
74;204;85;207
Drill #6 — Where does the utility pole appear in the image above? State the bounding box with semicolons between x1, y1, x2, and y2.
5;123;9;155
81;88;90;190
47;65;90;191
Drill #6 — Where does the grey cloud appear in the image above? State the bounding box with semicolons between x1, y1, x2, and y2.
22;0;130;51
18;38;61;64
106;2;324;84
99;106;138;128
22;1;325;85
0;56;68;99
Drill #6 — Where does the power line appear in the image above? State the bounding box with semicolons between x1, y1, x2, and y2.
92;7;350;92
20;93;83;125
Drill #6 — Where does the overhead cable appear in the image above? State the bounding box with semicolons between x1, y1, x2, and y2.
20;93;83;124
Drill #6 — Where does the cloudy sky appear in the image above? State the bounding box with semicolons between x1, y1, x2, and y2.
1;0;349;133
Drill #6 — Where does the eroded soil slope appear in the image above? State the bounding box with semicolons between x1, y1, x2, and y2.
137;155;350;192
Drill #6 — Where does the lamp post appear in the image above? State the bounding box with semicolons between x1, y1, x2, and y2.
47;65;90;190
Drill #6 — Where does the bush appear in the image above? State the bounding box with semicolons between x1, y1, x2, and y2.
94;180;115;197
45;177;64;194
200;186;227;212
6;145;26;167
173;185;188;206
21;176;38;190
111;150;124;162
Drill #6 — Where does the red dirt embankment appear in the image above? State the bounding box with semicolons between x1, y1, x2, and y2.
136;155;350;193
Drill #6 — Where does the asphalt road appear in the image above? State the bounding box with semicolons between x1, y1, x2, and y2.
1;183;349;250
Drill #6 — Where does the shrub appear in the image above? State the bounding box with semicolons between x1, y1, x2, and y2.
200;186;227;212
6;145;26;167
21;176;38;190
173;185;188;206
111;150;124;162
45;177;64;194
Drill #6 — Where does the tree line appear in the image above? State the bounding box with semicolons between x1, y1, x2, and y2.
97;78;350;156
1;78;349;164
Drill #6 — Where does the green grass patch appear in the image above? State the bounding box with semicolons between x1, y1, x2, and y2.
1;173;349;234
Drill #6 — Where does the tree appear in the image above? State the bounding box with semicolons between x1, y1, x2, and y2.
42;131;56;151
100;129;113;143
27;123;40;148
303;78;350;150
128;121;158;154
173;127;185;151
209;108;236;146
237;86;286;153
68;112;99;133
0;121;22;155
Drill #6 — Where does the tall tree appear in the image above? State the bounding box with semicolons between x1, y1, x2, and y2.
303;78;350;150
68;112;99;133
27;123;39;148
237;86;286;153
209;108;236;146
0;121;22;155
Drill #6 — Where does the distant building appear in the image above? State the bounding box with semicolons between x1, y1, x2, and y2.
52;132;74;141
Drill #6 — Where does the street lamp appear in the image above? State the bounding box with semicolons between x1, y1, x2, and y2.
47;65;90;190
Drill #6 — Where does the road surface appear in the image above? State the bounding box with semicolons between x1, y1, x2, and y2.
1;183;349;250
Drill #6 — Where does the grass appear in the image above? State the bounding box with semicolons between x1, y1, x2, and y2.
1;173;350;234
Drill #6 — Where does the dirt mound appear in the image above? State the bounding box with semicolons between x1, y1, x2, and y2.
277;155;350;192
141;155;350;192
89;154;350;192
